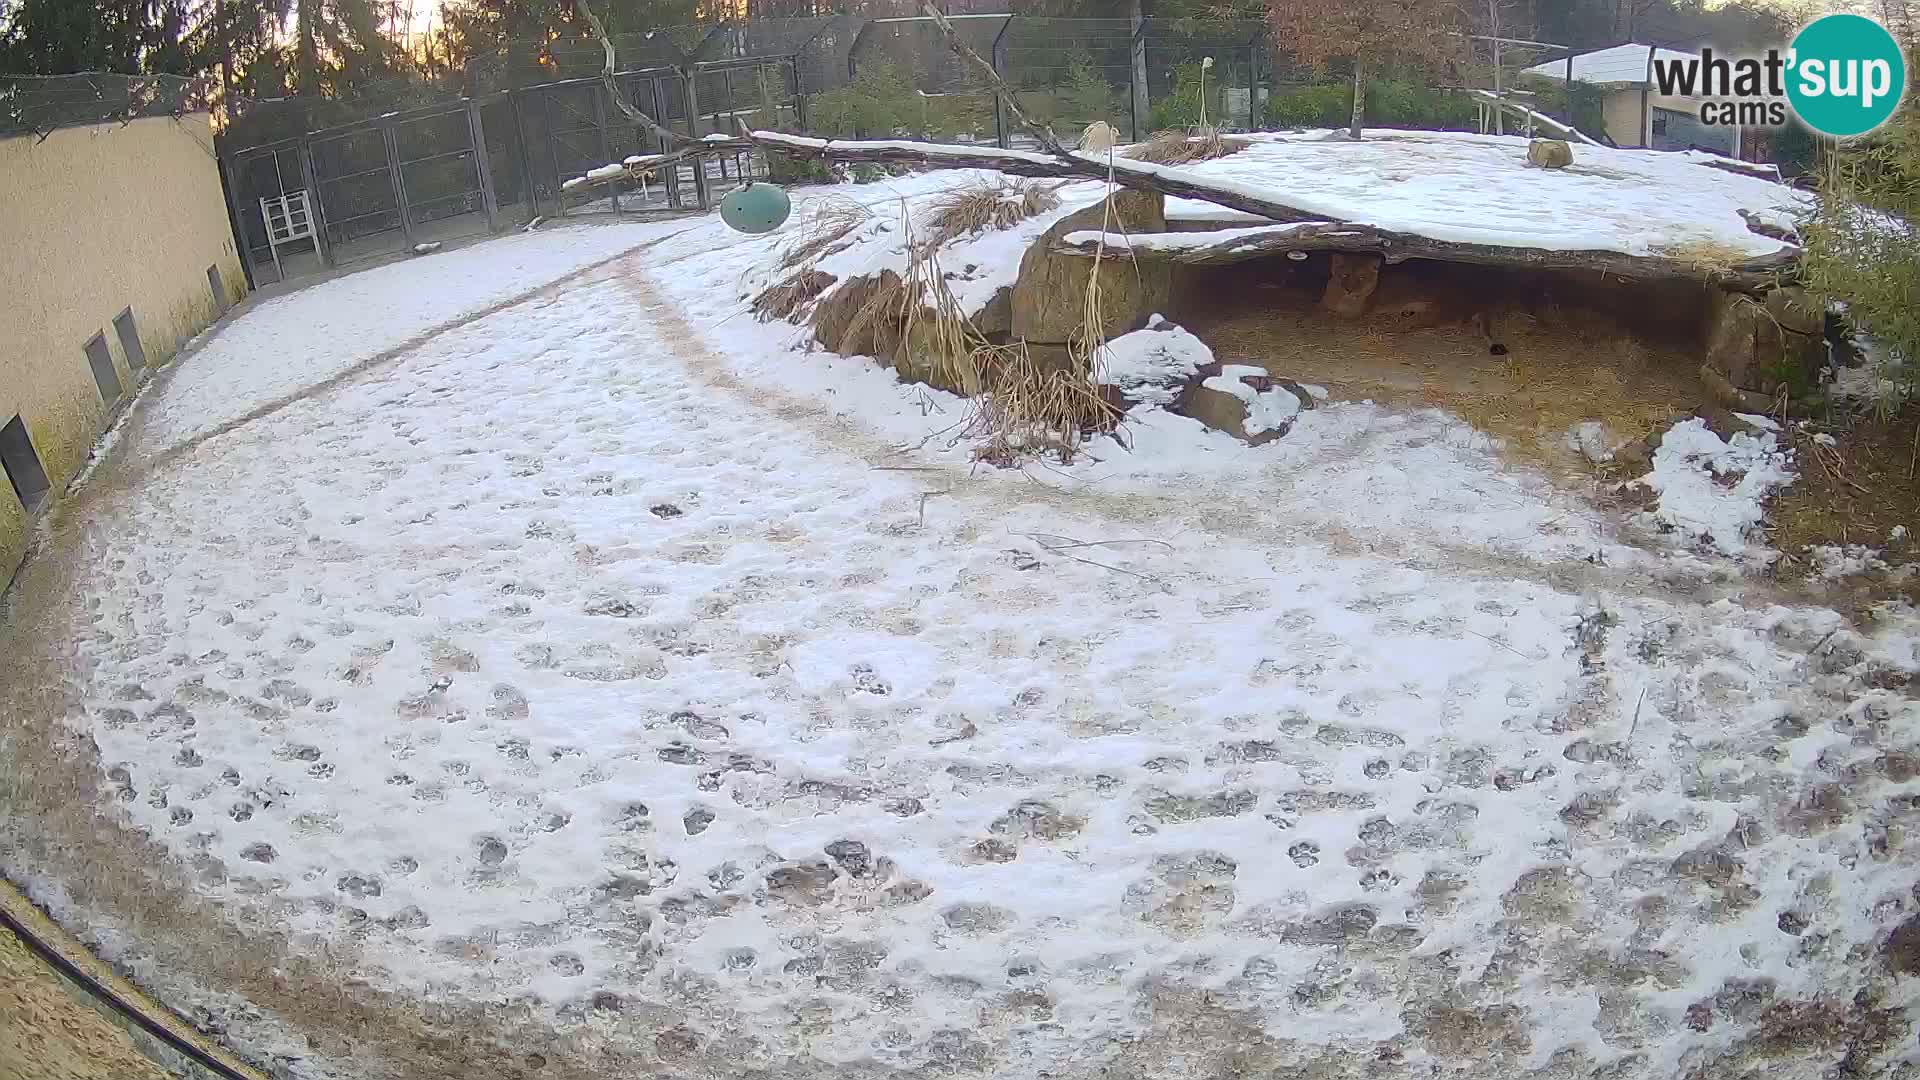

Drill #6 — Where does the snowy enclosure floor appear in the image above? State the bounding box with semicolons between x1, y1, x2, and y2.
15;218;1920;1080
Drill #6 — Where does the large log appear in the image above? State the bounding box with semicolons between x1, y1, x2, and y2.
1049;221;1798;291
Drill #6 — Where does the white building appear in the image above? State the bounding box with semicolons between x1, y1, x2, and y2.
1523;43;1739;155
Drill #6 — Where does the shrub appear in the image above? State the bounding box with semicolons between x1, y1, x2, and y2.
1802;106;1920;408
808;61;916;139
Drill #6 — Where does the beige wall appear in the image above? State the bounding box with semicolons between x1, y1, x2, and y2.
0;111;244;587
1602;89;1648;146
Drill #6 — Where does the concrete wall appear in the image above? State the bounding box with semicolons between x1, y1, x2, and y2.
1601;89;1648;146
0;112;244;588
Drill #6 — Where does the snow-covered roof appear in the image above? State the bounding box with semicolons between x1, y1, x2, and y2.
1524;43;1700;87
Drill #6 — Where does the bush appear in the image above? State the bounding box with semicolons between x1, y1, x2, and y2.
1149;61;1226;132
1803;107;1920;406
807;61;915;139
1262;82;1350;128
1257;79;1474;133
1057;53;1117;128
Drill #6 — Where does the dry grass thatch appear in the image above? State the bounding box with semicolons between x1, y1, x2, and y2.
779;195;873;269
1124;127;1251;166
751;269;837;323
925;179;1061;249
1655;238;1753;271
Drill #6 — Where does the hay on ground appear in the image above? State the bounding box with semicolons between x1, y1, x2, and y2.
751;270;837;323
925;179;1060;249
779;196;873;270
1123;127;1251;166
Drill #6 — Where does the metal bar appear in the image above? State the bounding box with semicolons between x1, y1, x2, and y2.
683;65;704;140
398;146;477;168
542;88;566;215
296;135;332;267
508;89;537;218
324;206;405;228
992;18;1011;149
592;79;618;212
317;161;401;186
466;98;500;231
213;144;258;291
381;122;415;244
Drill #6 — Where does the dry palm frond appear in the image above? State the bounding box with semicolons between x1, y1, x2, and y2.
925;179;1060;249
1124;126;1251;165
779;195;873;269
750;269;838;323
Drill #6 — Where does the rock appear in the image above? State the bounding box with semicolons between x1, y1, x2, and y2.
1693;405;1771;442
1321;253;1381;316
825;839;873;877
1765;286;1822;336
1526;139;1573;168
813;271;906;358
972;285;1014;341
1703;289;1784;392
1175;362;1302;445
1012;189;1169;347
1885;914;1920;975
1699;365;1774;414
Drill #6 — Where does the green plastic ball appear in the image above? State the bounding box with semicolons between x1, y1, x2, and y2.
719;182;792;235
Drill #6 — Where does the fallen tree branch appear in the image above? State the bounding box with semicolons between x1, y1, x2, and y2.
576;0;689;151
1051;221;1798;290
1464;90;1603;147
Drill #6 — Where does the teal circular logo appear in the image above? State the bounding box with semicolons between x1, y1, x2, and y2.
1786;14;1906;137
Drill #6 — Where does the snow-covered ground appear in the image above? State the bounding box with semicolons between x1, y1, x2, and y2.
13;185;1920;1080
135;217;694;455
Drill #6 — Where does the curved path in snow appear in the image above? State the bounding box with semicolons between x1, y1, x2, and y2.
3;232;1917;1080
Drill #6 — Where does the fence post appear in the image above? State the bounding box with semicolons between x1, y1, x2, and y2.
508;89;537;220
1130;11;1151;140
296;136;333;267
214;145;259;289
592;80;620;212
684;66;704;139
381;121;416;246
991;18;1011;149
466;97;501;231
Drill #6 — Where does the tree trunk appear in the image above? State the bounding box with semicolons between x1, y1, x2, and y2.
296;0;319;97
1129;0;1150;141
1349;56;1365;140
1488;0;1503;136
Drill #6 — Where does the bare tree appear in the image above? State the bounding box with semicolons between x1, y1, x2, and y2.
1267;0;1468;139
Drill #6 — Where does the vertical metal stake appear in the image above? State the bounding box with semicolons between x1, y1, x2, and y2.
593;81;619;212
296;135;332;266
383;122;416;246
467;98;501;231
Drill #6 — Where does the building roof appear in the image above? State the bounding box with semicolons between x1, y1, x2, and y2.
1523;43;1700;87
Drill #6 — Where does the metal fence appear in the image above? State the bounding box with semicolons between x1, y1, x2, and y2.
214;16;1586;287
0;73;209;139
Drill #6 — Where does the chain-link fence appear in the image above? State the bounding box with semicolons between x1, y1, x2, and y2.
213;16;1603;287
0;73;209;139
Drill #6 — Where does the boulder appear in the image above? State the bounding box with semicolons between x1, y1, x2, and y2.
972;286;1014;341
1702;290;1772;391
1012;189;1170;348
1699;364;1774;414
814;271;906;358
1526;140;1574;168
1175;362;1305;445
1321;252;1381;317
1764;286;1822;336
